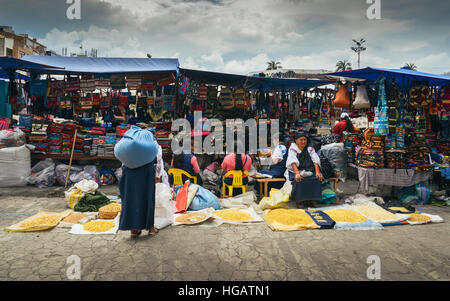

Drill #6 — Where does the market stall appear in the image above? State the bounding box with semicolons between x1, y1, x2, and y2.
325;67;450;199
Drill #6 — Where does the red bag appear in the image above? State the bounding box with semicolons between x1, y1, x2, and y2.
175;182;190;214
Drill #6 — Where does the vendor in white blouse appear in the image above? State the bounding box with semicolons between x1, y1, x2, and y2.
285;132;323;208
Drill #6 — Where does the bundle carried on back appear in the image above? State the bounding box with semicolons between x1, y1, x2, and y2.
114;125;159;169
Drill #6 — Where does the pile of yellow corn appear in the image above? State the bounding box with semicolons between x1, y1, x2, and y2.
324;209;368;223
407;213;432;223
99;203;122;219
355;205;399;222
18;215;61;229
215;210;254;222
388;207;411;213
83;220;116;233
62;213;88;224
265;209;315;226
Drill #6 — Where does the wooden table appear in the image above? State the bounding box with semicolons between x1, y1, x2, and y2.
255;177;287;199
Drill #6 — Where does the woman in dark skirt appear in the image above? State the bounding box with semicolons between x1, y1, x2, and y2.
285;132;324;208
119;160;158;238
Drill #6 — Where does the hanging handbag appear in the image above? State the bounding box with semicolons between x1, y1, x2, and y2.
438;85;450;111
100;95;112;109
374;77;389;136
219;87;234;109
353;83;371;109
80;75;96;92
65;76;80;93
333;83;350;108
409;81;432;108
119;95;129;107
80;96;93;110
126;74;142;91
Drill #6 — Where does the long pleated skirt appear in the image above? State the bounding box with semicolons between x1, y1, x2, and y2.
119;161;156;231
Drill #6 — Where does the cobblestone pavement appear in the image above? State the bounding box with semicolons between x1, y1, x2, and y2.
0;180;449;281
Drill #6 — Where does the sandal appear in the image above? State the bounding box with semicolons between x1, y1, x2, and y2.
148;227;159;236
130;230;142;238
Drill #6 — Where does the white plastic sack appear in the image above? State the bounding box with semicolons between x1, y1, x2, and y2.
154;183;175;230
0;145;31;187
220;191;257;208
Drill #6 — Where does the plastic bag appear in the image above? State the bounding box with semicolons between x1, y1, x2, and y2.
70;165;99;184
114;125;158;169
0;128;26;149
154;183;175;229
398;183;431;205
65;179;99;209
175;182;190;213
189;184;222;211
115;167;123;182
26;158;56;188
320;143;347;181
55;164;83;186
258;181;292;210
0;145;31;187
220;191;257;208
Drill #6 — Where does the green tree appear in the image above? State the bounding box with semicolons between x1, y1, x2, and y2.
403;63;418;70
335;60;352;72
266;61;282;71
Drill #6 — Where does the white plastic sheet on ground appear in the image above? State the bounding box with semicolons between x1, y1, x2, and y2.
173;208;215;226
352;202;410;225
69;215;120;235
213;206;264;225
309;204;383;231
406;212;444;225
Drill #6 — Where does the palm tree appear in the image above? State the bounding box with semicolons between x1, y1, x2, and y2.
403;63;418;71
351;38;367;69
266;61;282;71
335;60;352;72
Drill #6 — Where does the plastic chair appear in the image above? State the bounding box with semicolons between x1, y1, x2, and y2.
168;168;197;188
222;170;250;197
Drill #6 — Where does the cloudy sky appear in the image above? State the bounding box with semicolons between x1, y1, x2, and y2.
1;0;449;74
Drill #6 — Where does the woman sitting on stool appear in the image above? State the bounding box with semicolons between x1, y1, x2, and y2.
285;132;324;208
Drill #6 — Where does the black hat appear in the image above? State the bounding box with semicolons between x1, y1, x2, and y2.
294;132;308;140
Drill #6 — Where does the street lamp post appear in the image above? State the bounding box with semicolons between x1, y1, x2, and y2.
351;39;366;69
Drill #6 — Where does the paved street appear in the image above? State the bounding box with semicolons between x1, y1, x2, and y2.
0;180;449;282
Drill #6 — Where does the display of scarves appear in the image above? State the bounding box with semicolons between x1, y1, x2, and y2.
374;77;389;136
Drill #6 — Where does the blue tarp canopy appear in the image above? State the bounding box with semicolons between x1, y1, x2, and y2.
21;55;180;76
326;67;450;88
0;56;64;72
180;68;331;91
